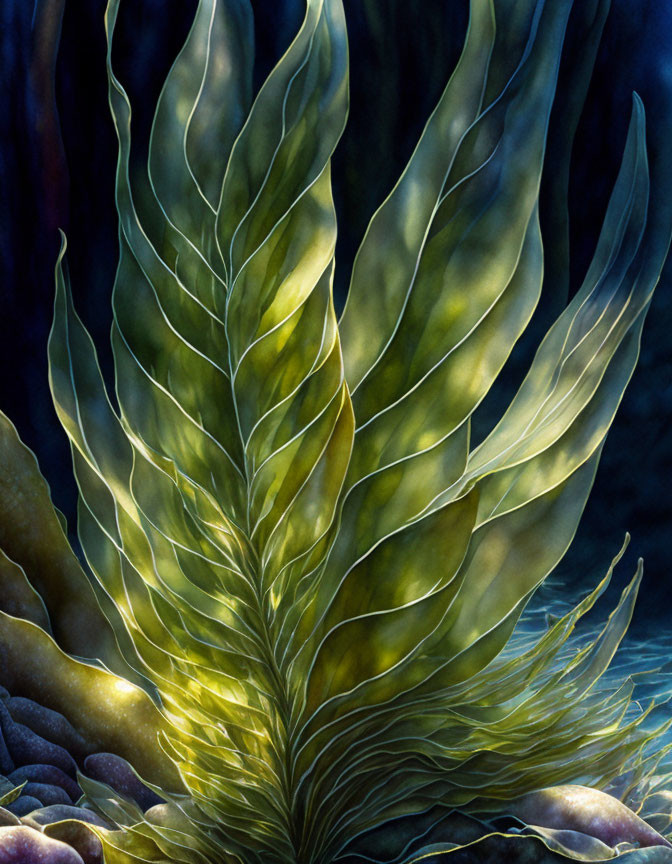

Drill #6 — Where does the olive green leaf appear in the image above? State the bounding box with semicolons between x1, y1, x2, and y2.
0;410;129;671
0;610;180;790
0;780;26;807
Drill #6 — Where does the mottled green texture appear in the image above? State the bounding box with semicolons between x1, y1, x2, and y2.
1;0;671;862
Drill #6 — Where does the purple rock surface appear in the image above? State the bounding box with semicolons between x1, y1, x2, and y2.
511;785;672;850
0;826;84;863
8;764;80;801
84;752;163;811
22;782;72;807
6;795;43;817
21;805;111;830
0;701;77;777
5;698;87;763
0;728;13;774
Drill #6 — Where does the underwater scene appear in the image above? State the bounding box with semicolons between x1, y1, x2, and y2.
2;0;672;861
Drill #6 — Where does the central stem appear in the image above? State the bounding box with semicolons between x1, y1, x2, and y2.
252;573;304;864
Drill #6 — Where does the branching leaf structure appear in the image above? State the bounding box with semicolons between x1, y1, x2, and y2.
1;0;671;862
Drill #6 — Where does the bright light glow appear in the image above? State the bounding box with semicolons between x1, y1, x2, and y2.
113;678;137;695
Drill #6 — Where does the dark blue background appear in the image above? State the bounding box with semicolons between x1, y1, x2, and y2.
1;0;670;634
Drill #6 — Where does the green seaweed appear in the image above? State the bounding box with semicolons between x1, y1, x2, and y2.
1;0;671;862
